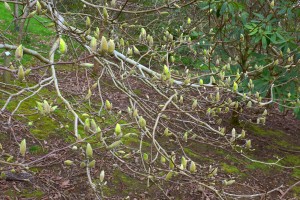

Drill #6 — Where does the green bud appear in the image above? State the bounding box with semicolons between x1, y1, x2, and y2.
88;160;96;168
115;123;122;135
107;140;122;149
189;161;196;173
18;65;25;81
19;139;26;157
99;36;108;54
86;143;93;158
59;38;67;54
143;153;149;162
64;160;74;166
108;39;115;54
105;100;112;111
139;116;147;129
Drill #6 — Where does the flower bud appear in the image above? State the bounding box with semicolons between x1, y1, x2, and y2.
181;156;187;169
99;170;105;182
133;45;140;55
18;65;25;81
165;171;173;181
85;89;92;100
15;45;23;60
187;17;191;24
103;7;108;21
139;116;146;129
115;123;122;135
99;36;108;54
4;2;11;12
59;38;67;54
64;160;73;166
270;0;274;8
192;99;197;110
183;132;188;142
143;153;149;162
36;1;42;14
19;139;26;157
189;161;196;173
105;100;112;111
233;82;238;92
127;47;133;56
160;155;166;164
107;140;122;149
119;38;125;47
108;39;115;54
86;16;91;27
88;160;96;168
86;143;93;158
245;140;252;149
90;37;97;52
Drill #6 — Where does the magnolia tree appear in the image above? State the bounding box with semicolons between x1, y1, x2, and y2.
0;0;299;199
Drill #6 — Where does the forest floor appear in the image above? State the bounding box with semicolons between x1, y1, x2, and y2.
0;67;300;200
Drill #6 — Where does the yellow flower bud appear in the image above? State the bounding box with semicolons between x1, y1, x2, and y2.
103;7;108;21
15;44;23;60
64;160;74;166
105;100;112;111
115;123;122;135
17;65;25;81
187;17;191;25
108;39;115;54
88;160;96;168
86;16;91;27
90;37;97;52
59;38;67;54
189;161;197;173
99;170;105;182
99;36;108;54
4;2;11;12
107;140;122;149
86;143;93;158
19;139;26;157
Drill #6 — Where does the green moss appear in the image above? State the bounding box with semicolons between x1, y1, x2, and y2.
292;168;300;178
246;162;270;171
281;155;300;166
22;189;44;198
183;147;213;162
103;169;149;197
4;189;44;198
221;163;240;174
245;123;284;137
292;185;300;196
29;145;45;155
133;89;142;96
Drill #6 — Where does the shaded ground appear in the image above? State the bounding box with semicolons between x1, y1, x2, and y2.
1;65;300;200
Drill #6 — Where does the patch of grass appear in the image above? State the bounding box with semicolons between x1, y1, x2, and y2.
0;3;54;65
